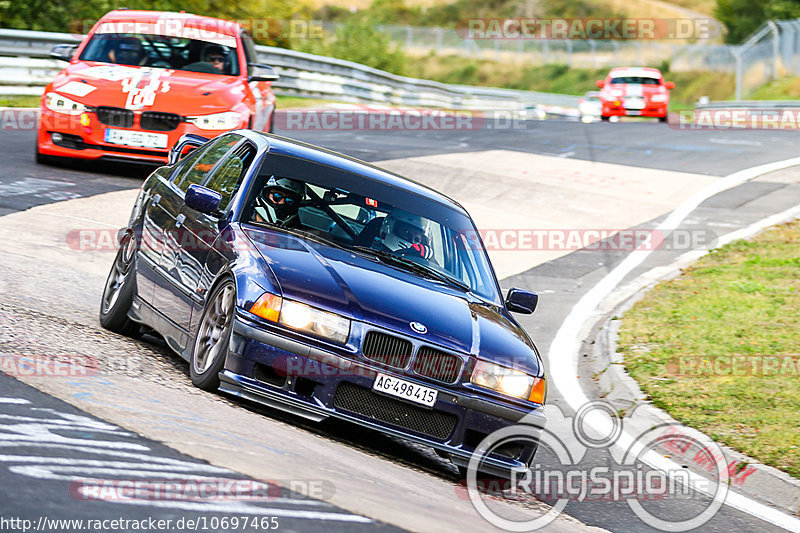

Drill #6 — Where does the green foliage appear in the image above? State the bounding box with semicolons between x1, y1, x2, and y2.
0;0;303;46
327;15;407;73
715;0;800;44
312;0;624;28
294;15;407;74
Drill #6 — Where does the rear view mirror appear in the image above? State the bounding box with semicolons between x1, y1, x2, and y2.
595;80;605;88
665;81;675;90
248;63;279;82
506;288;538;314
51;44;78;62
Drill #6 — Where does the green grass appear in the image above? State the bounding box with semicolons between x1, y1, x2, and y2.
0;95;41;108
618;220;800;478
749;77;800;100
275;95;348;108
405;54;735;109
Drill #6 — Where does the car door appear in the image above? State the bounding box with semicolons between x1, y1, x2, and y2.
182;139;257;330
151;134;241;336
240;31;275;131
136;166;181;307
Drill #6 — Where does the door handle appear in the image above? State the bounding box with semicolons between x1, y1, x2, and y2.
175;214;186;228
152;194;161;206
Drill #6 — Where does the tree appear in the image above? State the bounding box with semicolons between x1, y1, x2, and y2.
715;0;800;44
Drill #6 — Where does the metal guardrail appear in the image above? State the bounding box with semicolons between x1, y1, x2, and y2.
695;100;800;109
0;28;580;109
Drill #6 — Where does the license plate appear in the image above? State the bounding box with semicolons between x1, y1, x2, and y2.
372;373;438;407
624;98;645;110
627;110;641;116
104;129;168;149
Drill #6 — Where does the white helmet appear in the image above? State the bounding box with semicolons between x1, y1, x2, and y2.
255;176;306;225
380;209;431;252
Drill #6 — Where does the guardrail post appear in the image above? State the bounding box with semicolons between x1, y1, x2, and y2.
566;39;573;67
734;47;743;100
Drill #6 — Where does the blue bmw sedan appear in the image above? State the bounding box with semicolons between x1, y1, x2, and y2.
100;130;546;476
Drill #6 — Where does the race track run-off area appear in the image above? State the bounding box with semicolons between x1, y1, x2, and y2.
2;117;800;533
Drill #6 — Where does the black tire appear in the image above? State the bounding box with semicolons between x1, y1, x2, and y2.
268;109;276;134
99;232;141;337
601;115;610;122
190;279;235;391
659;115;668;123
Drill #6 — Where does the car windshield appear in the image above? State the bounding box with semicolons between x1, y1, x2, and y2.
610;76;660;85
80;32;240;76
243;153;501;303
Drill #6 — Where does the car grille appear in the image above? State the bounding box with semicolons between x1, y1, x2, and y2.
95;106;134;128
333;383;457;441
141;111;182;131
413;346;463;383
362;331;412;369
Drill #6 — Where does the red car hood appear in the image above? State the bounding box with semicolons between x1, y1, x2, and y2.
605;84;666;98
49;61;244;113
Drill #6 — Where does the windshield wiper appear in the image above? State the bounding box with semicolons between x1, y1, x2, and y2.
351;246;470;292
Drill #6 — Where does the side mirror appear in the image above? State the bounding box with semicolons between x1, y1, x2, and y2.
664;81;675;90
168;133;210;165
185;184;222;215
248;63;279;82
595;80;605;88
51;44;78;62
506;288;538;314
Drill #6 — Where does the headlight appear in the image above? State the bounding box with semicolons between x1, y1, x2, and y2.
250;293;350;344
650;94;668;102
470;360;546;403
187;111;245;130
45;92;86;115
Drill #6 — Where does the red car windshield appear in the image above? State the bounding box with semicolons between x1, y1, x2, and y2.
80;33;240;76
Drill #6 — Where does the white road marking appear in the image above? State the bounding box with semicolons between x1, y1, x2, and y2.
0;178;74;197
548;155;800;532
709;138;763;146
0;399;371;523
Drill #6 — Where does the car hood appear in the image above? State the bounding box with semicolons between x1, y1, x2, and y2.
49;61;243;112
605;83;666;98
244;228;540;373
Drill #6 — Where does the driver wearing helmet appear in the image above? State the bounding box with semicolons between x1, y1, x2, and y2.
378;209;435;261
202;44;228;73
107;37;146;66
253;176;306;228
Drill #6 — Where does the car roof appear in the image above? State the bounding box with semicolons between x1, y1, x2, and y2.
608;67;662;78
96;9;241;37
238;131;468;215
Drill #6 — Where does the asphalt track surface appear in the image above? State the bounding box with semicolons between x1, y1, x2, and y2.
2;117;800;532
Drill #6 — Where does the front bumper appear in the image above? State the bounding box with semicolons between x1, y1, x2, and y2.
36;108;233;163
222;315;546;477
602;101;668;118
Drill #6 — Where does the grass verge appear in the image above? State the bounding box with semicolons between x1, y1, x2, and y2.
0;95;41;108
617;220;800;478
404;54;735;109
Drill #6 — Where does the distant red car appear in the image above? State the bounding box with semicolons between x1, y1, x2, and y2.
595;67;674;122
37;9;279;165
